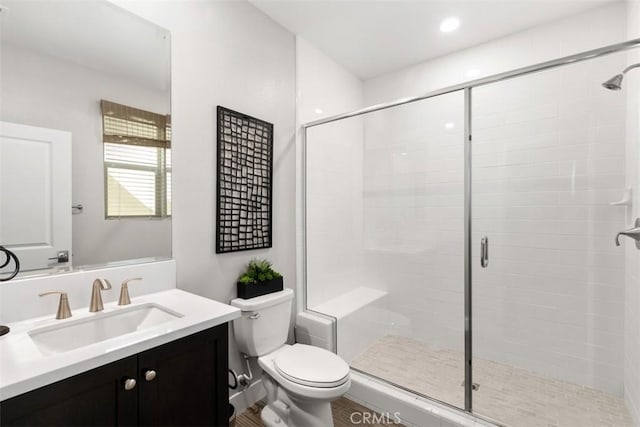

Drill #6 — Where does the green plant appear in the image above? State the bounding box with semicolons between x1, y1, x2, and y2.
238;259;282;285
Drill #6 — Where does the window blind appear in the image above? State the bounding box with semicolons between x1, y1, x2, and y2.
101;100;171;218
101;100;170;149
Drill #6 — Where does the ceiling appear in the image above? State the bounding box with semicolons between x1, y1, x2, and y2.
0;0;170;92
250;0;618;80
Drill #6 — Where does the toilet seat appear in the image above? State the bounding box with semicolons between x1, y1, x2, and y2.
274;344;350;388
258;344;352;402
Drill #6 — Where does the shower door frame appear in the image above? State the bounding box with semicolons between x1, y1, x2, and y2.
300;37;640;415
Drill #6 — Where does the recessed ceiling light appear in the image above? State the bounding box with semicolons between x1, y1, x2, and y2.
314;108;323;114
400;152;408;156
440;17;460;33
466;68;480;78
445;122;455;129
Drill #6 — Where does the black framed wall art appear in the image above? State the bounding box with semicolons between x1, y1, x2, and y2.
216;106;274;253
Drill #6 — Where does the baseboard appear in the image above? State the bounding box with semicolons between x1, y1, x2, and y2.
229;379;266;416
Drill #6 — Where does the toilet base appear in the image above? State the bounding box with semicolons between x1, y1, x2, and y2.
261;400;334;427
262;373;335;427
261;405;287;427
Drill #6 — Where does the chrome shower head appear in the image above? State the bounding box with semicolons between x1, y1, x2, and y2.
602;63;640;91
602;74;623;90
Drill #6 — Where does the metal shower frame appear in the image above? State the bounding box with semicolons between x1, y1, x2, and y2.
300;37;640;416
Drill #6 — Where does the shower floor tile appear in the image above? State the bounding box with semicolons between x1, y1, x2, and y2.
351;335;633;427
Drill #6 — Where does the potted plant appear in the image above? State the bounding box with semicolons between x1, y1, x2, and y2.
236;259;283;299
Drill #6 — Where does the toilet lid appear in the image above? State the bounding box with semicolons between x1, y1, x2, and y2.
274;344;350;388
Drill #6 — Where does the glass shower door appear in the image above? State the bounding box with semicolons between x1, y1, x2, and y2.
305;90;467;410
471;51;633;427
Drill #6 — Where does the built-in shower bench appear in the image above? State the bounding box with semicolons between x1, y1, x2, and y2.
295;286;392;363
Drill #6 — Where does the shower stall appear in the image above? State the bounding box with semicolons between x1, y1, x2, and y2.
299;39;640;427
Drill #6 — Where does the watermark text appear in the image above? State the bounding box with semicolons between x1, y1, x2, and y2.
349;410;402;425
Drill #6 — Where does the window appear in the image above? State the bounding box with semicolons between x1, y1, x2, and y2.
101;100;171;218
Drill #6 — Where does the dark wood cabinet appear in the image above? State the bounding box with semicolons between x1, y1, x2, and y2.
138;326;228;427
0;356;138;427
1;324;229;427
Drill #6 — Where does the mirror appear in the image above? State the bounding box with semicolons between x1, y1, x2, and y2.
0;0;171;279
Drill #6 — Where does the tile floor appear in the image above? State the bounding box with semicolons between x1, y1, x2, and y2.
236;398;406;426
351;335;634;427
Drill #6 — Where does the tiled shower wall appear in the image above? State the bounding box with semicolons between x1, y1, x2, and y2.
625;2;640;424
306;116;364;308
298;37;365;309
471;55;627;395
362;3;630;395
361;92;465;353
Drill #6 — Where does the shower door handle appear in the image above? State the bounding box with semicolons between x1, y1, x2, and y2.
480;237;489;268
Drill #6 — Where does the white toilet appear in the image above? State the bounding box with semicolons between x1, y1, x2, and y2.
230;288;351;427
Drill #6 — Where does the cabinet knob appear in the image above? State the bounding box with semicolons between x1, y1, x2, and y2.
144;370;157;382
124;378;137;391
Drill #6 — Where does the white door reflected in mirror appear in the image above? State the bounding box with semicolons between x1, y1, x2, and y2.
0;121;72;272
0;0;171;279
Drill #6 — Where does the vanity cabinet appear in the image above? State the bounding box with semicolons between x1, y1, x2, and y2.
137;324;228;426
0;325;229;427
0;356;138;426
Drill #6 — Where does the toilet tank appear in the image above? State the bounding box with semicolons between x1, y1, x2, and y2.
230;288;294;357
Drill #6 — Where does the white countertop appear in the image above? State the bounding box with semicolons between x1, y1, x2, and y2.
0;289;240;400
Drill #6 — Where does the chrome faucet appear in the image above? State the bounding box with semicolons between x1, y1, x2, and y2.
90;278;112;312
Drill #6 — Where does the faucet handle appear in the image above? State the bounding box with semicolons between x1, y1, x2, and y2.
39;290;72;319
118;277;142;306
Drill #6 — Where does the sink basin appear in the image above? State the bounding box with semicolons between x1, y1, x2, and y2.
28;303;183;355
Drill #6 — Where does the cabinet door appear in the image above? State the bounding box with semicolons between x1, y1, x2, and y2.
138;325;229;427
0;356;138;426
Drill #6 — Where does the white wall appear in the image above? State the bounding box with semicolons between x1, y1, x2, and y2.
0;43;171;267
296;37;365;309
112;0;297;392
625;1;640;424
361;2;629;395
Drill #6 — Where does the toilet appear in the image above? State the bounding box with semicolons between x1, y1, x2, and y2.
230;288;351;427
